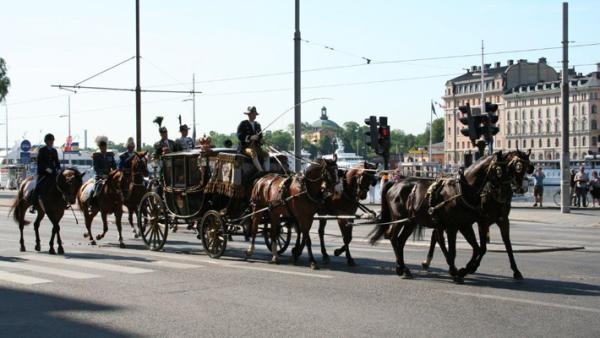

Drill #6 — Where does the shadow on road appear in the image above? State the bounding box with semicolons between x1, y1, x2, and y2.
464;273;600;296
0;286;134;338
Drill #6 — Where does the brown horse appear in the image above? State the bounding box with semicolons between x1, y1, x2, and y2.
316;161;378;266
121;151;148;238
9;168;85;254
370;152;508;283
78;169;126;247
246;158;339;268
421;149;533;279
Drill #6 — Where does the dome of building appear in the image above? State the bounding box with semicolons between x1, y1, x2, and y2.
311;107;341;130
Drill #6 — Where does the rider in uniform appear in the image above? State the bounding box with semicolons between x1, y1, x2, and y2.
89;136;117;210
118;137;136;198
237;106;269;172
153;126;179;182
30;133;61;213
176;124;195;151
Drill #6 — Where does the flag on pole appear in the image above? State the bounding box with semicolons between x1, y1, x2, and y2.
431;101;437;116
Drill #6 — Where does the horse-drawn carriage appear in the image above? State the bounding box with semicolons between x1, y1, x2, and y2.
136;146;294;258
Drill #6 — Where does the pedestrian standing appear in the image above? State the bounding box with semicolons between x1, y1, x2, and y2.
574;166;589;207
532;167;545;207
589;170;600;207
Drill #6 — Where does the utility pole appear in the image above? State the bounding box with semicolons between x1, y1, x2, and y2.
135;0;142;151
293;0;302;172
192;73;196;141
561;1;570;213
452;82;457;166
4;101;7;158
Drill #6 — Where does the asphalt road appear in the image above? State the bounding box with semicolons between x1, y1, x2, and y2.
0;190;599;337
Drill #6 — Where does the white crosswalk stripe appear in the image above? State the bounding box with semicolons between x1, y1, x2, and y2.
0;261;99;279
21;255;154;274
0;270;52;285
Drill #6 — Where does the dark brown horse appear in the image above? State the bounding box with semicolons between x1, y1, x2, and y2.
370;152;508;282
246;158;339;268
316;161;378;266
9;168;85;254
421;149;534;279
78;169;126;247
121;151;149;238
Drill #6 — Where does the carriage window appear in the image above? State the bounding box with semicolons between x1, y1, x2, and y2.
164;158;173;186
187;155;201;186
173;157;186;187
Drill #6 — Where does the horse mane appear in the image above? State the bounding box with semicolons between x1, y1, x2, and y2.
64;166;82;176
462;151;503;186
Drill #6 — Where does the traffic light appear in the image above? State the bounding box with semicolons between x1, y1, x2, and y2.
377;116;391;155
458;104;478;142
364;115;379;153
484;102;500;137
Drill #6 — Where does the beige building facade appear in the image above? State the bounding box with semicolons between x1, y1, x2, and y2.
441;58;600;165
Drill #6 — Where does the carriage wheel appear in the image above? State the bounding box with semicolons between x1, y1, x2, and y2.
263;220;293;255
200;210;228;259
137;192;169;251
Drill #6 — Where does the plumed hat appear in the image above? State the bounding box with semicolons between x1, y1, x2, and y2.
126;137;135;148
95;135;108;146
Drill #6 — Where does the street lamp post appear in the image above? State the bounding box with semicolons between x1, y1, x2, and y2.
59;96;72;168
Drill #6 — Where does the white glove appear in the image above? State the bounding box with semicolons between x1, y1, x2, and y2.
45;168;52;174
250;135;259;141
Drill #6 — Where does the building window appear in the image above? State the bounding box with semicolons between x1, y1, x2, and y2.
507;123;512;135
592;105;598;114
592;120;597;130
555;107;559;117
573;105;577;115
508;140;511;148
573;137;577;147
555;138;559;147
522;122;527;134
530;139;534;148
530;121;534;134
538;139;542;148
507;110;511;121
547;138;550;147
530;109;534;119
583;136;586;147
555;120;560;133
523;140;527;148
546;121;551;133
538;109;541;119
531;153;536;160
582;105;586;115
522;110;526;120
546;108;550;118
592;136;597;147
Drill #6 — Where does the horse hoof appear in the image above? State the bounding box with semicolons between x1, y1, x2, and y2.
396;267;404;276
83;233;89;238
270;258;280;265
333;248;343;257
291;247;299;257
514;271;524;280
49;248;56;255
403;271;414;279
96;235;103;241
322;255;330;264
20;246;26;252
347;259;356;267
35;244;41;252
310;262;319;270
421;262;430;270
449;267;458;277
58;247;64;255
90;240;97;246
458;268;468;277
119;242;126;249
134;233;140;239
453;275;464;284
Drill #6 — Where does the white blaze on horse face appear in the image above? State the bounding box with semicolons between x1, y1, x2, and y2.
515;162;523;174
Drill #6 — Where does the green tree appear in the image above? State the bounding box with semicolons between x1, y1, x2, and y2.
431;117;444;143
0;58;10;103
208;131;237;148
264;130;293;151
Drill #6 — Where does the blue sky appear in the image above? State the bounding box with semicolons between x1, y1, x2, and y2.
1;0;599;148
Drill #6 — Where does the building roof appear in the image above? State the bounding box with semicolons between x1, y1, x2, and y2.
448;64;509;83
311;106;342;130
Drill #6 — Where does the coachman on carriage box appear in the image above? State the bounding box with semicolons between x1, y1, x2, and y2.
237;106;269;172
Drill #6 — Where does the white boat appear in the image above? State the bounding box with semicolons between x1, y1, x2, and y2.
322;137;365;169
530;156;600;186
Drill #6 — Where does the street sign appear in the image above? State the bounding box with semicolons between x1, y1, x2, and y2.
20;152;30;165
20;140;31;152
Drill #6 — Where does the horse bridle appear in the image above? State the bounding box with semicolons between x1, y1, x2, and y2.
303;160;338;204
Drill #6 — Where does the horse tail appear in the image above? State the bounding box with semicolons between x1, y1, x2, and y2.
8;183;26;225
368;180;394;245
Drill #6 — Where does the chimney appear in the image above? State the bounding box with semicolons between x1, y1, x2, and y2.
518;59;527;63
538;57;547;64
471;65;477;72
494;62;501;68
484;63;491;70
507;59;514;66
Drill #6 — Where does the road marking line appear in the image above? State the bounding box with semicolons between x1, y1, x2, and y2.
0;270;52;285
205;260;333;279
151;261;202;269
97;247;206;264
21;255;153;274
447;291;600;314
0;261;99;279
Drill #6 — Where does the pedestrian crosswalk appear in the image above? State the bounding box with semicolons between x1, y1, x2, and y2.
0;244;334;286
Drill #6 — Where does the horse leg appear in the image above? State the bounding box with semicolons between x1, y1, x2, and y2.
395;223;416;278
48;218;57;255
34;210;45;252
467;222;490;274
245;214;260;258
421;229;438;270
115;209;125;248
291;230;306;264
336;220;356;266
302;220;319;270
83;210;97;245
96;212;108;241
317;219;330;264
458;225;481;276
445;227;462;283
128;206;139;238
269;215;280;264
498;219;523;280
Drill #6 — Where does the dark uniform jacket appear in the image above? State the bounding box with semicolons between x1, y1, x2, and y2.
118;150;135;172
93;151;116;179
153;139;179;160
37;145;61;177
236;120;262;152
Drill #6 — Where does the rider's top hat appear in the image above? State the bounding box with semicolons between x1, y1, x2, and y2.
244;106;258;115
179;124;189;132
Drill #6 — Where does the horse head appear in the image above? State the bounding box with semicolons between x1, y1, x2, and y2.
305;158;339;200
131;151;149;184
58;168;85;204
463;151;508;190
505;149;534;194
345;161;378;200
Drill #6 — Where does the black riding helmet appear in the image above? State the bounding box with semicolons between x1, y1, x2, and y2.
44;133;55;142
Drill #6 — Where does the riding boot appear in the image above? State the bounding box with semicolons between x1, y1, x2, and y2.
29;191;38;213
252;157;264;172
